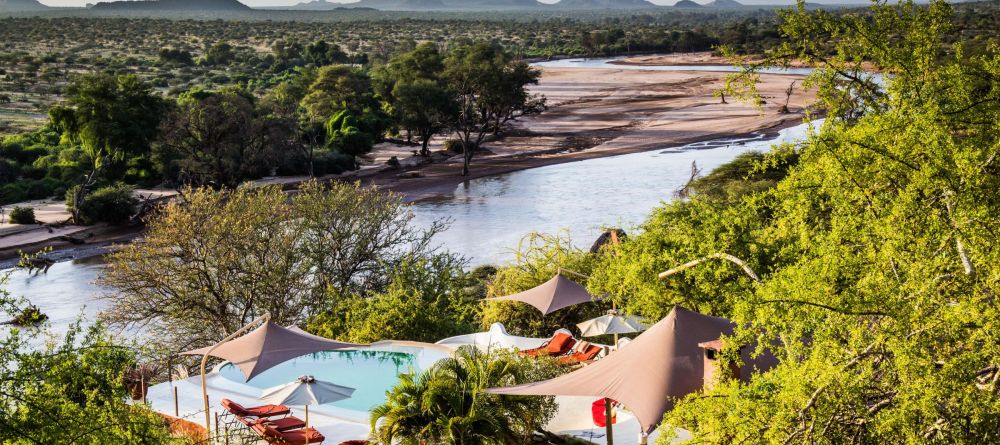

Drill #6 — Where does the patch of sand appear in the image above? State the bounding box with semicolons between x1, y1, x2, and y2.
363;63;815;200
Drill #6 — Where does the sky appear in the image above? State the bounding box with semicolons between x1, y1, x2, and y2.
36;0;881;9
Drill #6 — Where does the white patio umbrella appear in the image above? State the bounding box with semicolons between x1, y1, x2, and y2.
577;312;648;338
259;375;355;434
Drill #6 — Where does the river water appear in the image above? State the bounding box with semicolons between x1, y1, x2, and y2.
3;57;830;335
2;121;818;335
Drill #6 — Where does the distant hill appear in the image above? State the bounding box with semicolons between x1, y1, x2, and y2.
351;0;545;10
91;0;251;11
673;0;703;8
0;0;49;11
553;0;657;9
705;0;743;7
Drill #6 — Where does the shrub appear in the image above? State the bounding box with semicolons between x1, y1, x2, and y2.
307;255;481;344
67;183;138;225
480;232;607;338
8;206;35;224
444;139;473;154
311;150;357;176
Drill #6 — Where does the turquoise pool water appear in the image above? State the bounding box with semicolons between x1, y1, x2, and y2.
217;349;418;412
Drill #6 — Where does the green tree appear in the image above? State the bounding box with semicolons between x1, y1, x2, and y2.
325;109;373;165
301;64;375;120
377;43;457;156
578;1;1000;443
370;347;562;445
99;181;449;352
155;89;292;187
48;73;163;223
444;43;545;176
201;42;235;66
0;320;175;444
307;255;481;344
303;40;348;66
48;73;164;171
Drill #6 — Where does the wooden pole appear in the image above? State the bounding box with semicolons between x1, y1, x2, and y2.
305;405;309;437
214;412;219;444
173;386;179;417
199;312;271;441
605;397;614;445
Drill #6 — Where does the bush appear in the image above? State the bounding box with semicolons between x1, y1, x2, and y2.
67;183;138;225
444;139;475;154
8;206;35;224
307;255;481;344
311;150;357;176
480;232;607;338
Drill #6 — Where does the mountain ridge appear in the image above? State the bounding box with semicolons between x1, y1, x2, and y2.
0;0;49;11
91;0;251;11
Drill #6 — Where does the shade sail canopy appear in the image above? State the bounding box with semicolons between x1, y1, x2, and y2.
577;313;648;337
488;306;737;434
259;375;355;406
486;274;597;315
181;322;362;382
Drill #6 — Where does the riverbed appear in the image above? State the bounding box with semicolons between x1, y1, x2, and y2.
1;120;818;336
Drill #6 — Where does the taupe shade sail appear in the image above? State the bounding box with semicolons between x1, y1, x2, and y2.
259;375;355;406
486;274;597;315
577;313;648;337
487;306;735;434
181;322;362;382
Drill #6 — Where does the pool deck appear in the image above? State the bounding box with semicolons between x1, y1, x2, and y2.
145;375;683;445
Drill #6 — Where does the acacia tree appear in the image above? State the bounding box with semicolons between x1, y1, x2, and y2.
377;43;457;156
48;73;164;223
444;43;545;176
0;317;173;443
582;1;1000;443
155;89;291;187
99;181;448;351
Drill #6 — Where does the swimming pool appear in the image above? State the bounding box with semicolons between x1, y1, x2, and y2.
216;349;421;412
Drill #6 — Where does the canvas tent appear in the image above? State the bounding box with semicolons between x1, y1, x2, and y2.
182;321;361;381
488;306;764;434
486;273;597;315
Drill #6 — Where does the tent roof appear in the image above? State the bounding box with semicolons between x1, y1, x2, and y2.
181;322;361;382
486;274;597;315
487;306;735;434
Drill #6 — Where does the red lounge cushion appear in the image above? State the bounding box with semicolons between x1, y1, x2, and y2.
546;333;576;354
281;427;326;445
222;398;290;418
263;416;306;432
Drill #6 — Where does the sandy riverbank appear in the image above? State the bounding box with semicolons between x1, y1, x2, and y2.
361;63;815;200
609;52;813;68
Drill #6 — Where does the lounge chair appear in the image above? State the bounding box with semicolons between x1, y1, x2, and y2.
557;341;603;365
519;332;576;357
233;413;306;432
221;398;291;418
251;421;326;445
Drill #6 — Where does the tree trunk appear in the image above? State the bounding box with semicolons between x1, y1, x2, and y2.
421;136;430;157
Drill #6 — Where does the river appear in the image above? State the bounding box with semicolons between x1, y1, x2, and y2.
1;120;819;336
532;56;817;76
